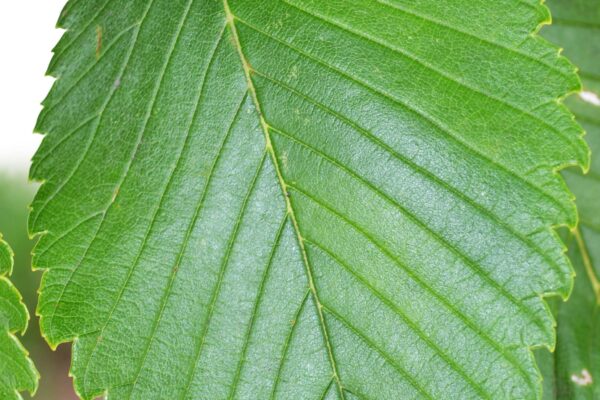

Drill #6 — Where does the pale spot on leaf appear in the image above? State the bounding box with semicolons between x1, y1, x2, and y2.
571;369;593;386
580;91;600;106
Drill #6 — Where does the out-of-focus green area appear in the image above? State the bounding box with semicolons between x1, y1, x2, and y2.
0;174;78;400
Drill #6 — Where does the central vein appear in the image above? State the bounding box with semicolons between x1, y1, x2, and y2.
222;0;345;397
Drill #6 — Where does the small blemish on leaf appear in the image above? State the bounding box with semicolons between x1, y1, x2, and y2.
571;369;593;386
580;91;600;106
289;65;299;80
111;188;119;203
279;151;288;170
96;25;103;60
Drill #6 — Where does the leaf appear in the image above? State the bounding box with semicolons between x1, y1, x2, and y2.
536;1;600;398
0;235;38;399
31;1;589;399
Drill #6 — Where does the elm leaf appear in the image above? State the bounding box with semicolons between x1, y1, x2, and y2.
32;1;589;399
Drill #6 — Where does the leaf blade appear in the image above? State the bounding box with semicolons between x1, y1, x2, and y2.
33;1;588;399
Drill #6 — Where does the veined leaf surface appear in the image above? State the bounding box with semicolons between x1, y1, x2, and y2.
0;235;38;399
538;1;600;398
32;1;588;398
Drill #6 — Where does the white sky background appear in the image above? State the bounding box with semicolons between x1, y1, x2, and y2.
0;1;64;176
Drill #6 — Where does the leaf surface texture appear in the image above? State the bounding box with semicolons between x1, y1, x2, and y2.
32;1;589;398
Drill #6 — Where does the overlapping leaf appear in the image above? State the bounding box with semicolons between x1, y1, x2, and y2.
537;1;600;398
32;1;588;398
0;235;38;399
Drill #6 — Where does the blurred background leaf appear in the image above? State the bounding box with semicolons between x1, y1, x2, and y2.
537;0;600;399
0;173;77;399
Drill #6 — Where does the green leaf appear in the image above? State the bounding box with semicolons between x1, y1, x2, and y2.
0;235;38;399
537;1;600;398
32;1;588;398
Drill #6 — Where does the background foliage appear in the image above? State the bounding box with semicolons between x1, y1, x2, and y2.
0;175;76;399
